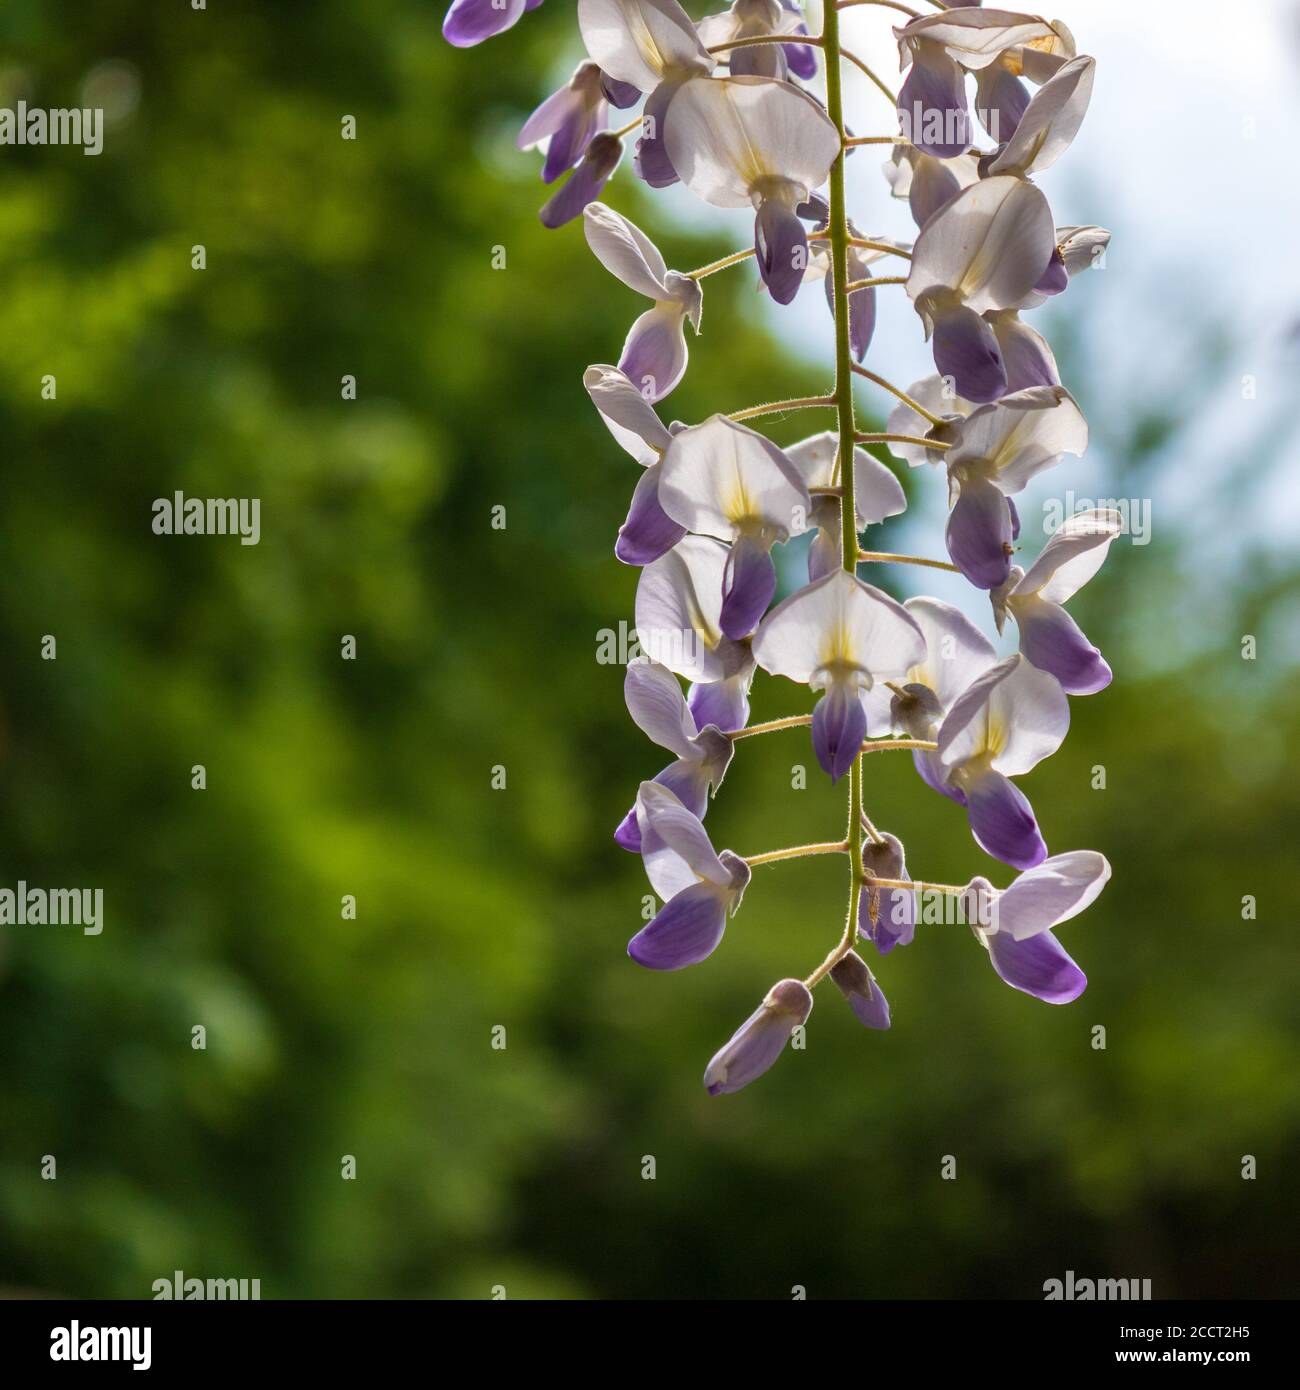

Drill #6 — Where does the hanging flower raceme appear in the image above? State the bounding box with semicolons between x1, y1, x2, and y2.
992;508;1124;694
614;658;734;851
584;202;703;402
906;175;1057;402
964;850;1111;1002
656;414;810;638
935;653;1069;870
629;781;751;969
704;978;811;1094
940;385;1089;589
445;3;1117;1098
753;570;926;783
578;0;715;187
443;0;544;48
635;534;757;732
665;75;840;304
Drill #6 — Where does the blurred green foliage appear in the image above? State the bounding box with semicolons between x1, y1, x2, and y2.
0;2;1296;1299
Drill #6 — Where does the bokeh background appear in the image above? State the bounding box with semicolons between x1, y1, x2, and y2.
0;1;1296;1299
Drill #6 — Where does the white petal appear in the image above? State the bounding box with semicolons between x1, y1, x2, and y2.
753;569;925;687
1015;508;1124;604
584;364;673;463
945;385;1088;494
907;175;1055;314
994;850;1111;940
578;0;714;93
636;780;730;900
625;658;699;756
665;75;840;209
896;9;1060;71
584;201;673;299
636;534;742;682
939;651;1067;773
785;433;905;526
885;375;974;466
656;414;811;541
987;56;1095;177
987;653;1070;775
905;596;998;710
1056;224;1110;276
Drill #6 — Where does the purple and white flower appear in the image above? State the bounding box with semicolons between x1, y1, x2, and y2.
704;977;812;1093
936;653;1070;870
630;781;751;969
993;507;1124;694
656;414;811;638
753;570;926;782
966;849;1111;1002
584;203;703;402
665;75;840;303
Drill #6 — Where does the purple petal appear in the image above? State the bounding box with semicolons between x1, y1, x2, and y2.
908;156;962;229
914;746;965;804
719;533;776;639
965;767;1047;870
754;199;808;306
974;64;1031;144
1017;600;1112;694
541;102;601;184
618;304;688;404
932;304;1007;404
442;0;527;47
849;285;877;361
629;880;728;970
634;81;680;189
1034;248;1069;297
830;951;891;1029
614;757;710;853
704;979;812;1095
834;950;895;1028
860;835;915;954
688;671;752;734
538;132;621;229
1007;495;1021;541
601;72;642;109
946;475;1012;590
785;42;818;81
994;317;1059;393
812;680;867;785
897;46;971;160
987;927;1086;1003
615;464;687;566
807;524;841;582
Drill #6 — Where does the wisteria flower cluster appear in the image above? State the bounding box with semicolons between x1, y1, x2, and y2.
446;1;1119;1096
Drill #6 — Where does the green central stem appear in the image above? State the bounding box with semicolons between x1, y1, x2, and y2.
819;0;866;986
